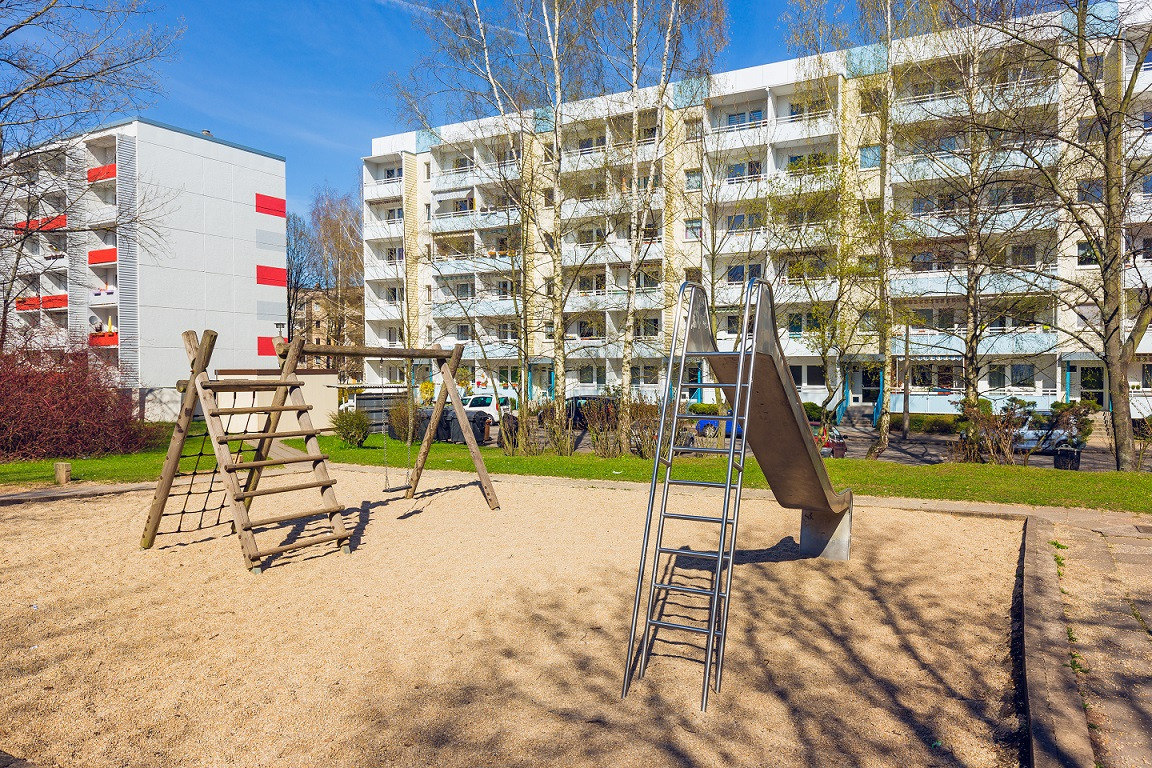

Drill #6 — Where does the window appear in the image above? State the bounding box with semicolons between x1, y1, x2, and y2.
860;310;879;331
859;145;882;169
912;364;933;388
456;324;471;341
635;317;660;337
685;169;702;190
1077;241;1099;266
543;189;555;207
1142;175;1152;197
1010;364;1035;388
544;278;554;296
1080;54;1103;82
425;162;431;180
498;366;521;385
806;365;826;386
635;270;659;290
726;213;763;231
455;282;474;299
577;319;603;339
685;120;703;140
727;111;746;126
1144;112;1152;133
1009;244;1036;266
726;315;740;335
790;365;802;384
1143;363;1152;388
630;365;660;385
497;322;520;340
938;308;957;328
496;279;514;298
988;365;1006;389
384;247;404;262
385;206;403;221
787;314;804;336
912;196;934;216
1077;179;1102;203
860;88;883;114
544;321;555;336
577;135;606;151
385;286;403;303
684;218;702;240
911;308;934;329
910;251;936;272
1140;237;1152;261
727;263;762;283
577;273;606;294
1077;118;1104;143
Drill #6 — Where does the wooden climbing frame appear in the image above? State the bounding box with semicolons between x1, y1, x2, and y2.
141;330;351;573
280;341;499;510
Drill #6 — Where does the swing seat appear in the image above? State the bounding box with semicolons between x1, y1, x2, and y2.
384;484;412;493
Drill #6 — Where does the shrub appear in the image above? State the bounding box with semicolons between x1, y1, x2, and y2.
418;380;435;405
330;408;372;448
0;351;151;460
912;414;959;434
387;399;414;442
687;402;720;415
802;401;824;422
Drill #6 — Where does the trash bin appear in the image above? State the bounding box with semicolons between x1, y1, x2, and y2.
466;410;491;444
443;409;463;443
500;413;519;449
1054;446;1081;470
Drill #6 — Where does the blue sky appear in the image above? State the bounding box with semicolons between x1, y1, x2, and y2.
139;1;793;215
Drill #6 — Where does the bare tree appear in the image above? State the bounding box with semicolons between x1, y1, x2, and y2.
285;212;319;342
310;185;365;381
944;0;1152;470
0;1;180;352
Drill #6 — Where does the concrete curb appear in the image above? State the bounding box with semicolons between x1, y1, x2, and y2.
0;482;157;507
1021;517;1096;768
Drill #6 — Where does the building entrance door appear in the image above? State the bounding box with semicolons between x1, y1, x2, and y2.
1079;366;1105;406
861;367;881;403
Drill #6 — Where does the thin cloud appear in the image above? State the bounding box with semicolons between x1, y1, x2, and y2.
373;0;526;38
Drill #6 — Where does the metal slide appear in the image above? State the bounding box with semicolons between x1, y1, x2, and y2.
622;279;853;710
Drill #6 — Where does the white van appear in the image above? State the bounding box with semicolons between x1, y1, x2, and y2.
462;394;514;425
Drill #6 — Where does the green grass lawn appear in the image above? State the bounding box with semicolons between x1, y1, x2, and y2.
2;432;1149;515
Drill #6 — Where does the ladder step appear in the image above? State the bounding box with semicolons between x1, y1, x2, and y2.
658;547;728;560
676;414;740;421
234;478;336;500
224;454;328;471
663;511;732;524
219;428;323;443
255;531;348;559
648;618;722;636
246;504;344;529
667;479;728;488
211;404;313;416
690;382;747;389
672;445;738;455
207;379;303;391
686;351;742;358
654;581;728;598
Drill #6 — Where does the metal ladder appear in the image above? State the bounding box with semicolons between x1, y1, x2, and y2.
622;279;766;711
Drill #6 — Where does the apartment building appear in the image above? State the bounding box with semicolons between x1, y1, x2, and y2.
362;21;1152;418
6;118;288;412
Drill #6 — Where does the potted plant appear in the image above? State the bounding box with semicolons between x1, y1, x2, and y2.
1051;400;1098;471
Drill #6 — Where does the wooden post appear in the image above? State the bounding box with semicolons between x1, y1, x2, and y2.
240;336;304;507
140;330;218;549
406;345;459;500
54;462;71;485
439;353;500;510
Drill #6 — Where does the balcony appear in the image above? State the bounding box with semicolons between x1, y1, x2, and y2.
715;174;766;204
710;227;769;256
430;206;520;233
14;214;68;233
432;165;482;192
980;78;1059;113
772;110;836;145
368;301;405;322
560;145;607;173
90;287;118;306
88;247;117;265
364;177;403;200
609;137;658;165
706;119;771;153
87;205;117;225
891;329;1058;357
87;163;116;183
89;331;119;347
432;296;519;319
14;297;40;311
363;218;404;240
39;293;67;310
890;269;966;297
892;89;965;124
364;260;406;282
901;203;1058;239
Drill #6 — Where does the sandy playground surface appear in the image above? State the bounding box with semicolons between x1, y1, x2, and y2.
1;467;1025;767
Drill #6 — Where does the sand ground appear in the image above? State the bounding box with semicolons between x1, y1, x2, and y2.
1;468;1024;768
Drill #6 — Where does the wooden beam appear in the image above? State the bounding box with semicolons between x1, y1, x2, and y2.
140;329;217;549
439;350;500;510
290;342;453;360
406;346;458;501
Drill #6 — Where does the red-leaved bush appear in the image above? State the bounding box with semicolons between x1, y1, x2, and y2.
0;351;154;460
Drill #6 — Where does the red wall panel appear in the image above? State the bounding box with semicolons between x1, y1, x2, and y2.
255;265;287;287
255;193;286;218
257;336;277;356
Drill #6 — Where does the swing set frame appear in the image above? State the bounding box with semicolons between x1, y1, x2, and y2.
281;340;500;510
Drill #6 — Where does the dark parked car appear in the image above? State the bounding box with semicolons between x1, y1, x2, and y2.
538;396;619;430
694;416;744;438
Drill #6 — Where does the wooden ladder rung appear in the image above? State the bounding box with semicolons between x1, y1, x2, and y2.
256;531;348;559
211;404;313;416
224;454;328;471
233;478;336;500
207;379;302;391
245;504;344;529
218;428;323;443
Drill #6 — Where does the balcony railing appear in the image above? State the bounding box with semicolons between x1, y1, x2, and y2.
777;109;833;125
87;163;116;183
713;118;770;134
88;247;117;265
89;331;118;347
39;293;67;310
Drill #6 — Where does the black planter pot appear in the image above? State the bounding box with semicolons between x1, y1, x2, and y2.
1053;447;1082;471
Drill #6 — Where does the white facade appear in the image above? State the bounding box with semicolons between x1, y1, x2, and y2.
8;118;288;400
